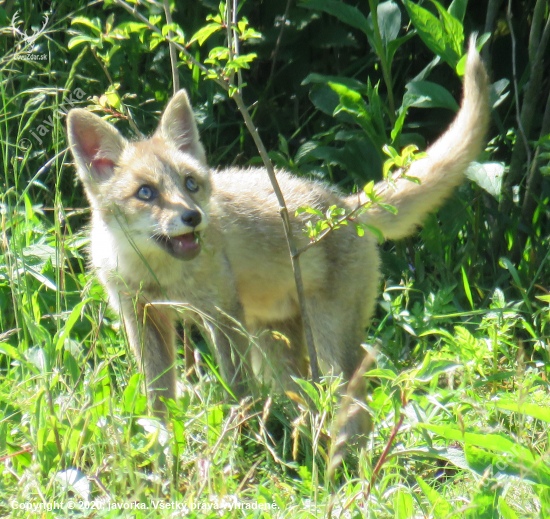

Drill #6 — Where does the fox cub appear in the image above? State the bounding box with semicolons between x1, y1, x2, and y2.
67;42;489;413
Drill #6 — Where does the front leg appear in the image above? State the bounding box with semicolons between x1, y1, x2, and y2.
200;301;251;398
120;298;177;415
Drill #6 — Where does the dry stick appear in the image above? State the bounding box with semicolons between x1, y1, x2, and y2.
112;0;320;382
163;0;179;93
232;93;320;382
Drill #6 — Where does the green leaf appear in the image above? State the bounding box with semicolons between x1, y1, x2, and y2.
328;82;385;149
63;351;80;386
429;0;463;57
296;207;324;217
498;257;532;313
368;1;401;48
391;106;409;143
402;0;462;68
189;23;222;46
465;444;550;487
302;73;368;94
123;373;143;413
473;371;515;388
55;298;91;352
71;16;102;34
292;377;321;410
461;265;474;310
416;477;452;517
465;162;504;198
364;368;397;380
415;359;461;382
383;144;399;159
378;203;398;215
449;0;468;22
498;497;519;519
386;32;416;69
419;424;536;462
493;399;550;423
299;0;374;40
68;35;100;50
394;490;414;518
363;224;385;243
116;21;149;34
465;487;500;519
403;80;459;111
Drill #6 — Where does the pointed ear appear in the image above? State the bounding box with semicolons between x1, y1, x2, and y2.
67;109;126;194
154;90;207;165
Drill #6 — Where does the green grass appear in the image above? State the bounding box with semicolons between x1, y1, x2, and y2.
1;195;549;517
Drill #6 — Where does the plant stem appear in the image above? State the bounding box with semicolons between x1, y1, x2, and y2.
365;397;405;500
163;0;179;93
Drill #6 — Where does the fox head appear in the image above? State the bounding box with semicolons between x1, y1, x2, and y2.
67;90;210;261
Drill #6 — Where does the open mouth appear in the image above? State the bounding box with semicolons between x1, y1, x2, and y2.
153;232;201;260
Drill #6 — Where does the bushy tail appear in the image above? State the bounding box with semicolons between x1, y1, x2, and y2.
355;37;490;240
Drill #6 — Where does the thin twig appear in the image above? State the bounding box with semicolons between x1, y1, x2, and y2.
90;46;113;84
163;0;179;93
112;0;320;382
232;93;320;382
232;0;243;90
0;446;32;462
364;393;406;501
268;0;292;87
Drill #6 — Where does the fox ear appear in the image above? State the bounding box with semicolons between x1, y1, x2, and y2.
67;109;126;193
155;89;207;165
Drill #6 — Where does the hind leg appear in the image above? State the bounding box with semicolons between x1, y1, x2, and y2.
305;290;375;441
251;315;309;391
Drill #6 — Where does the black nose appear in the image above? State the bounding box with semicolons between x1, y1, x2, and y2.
181;210;201;228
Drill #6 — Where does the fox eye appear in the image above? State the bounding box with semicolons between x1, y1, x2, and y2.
136;185;157;201
185;177;199;193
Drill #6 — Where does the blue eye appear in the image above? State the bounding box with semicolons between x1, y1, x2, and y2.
136;185;157;201
186;177;199;193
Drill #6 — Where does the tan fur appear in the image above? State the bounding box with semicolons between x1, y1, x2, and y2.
67;42;489;414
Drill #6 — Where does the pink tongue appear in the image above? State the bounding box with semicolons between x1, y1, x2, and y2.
172;234;197;251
